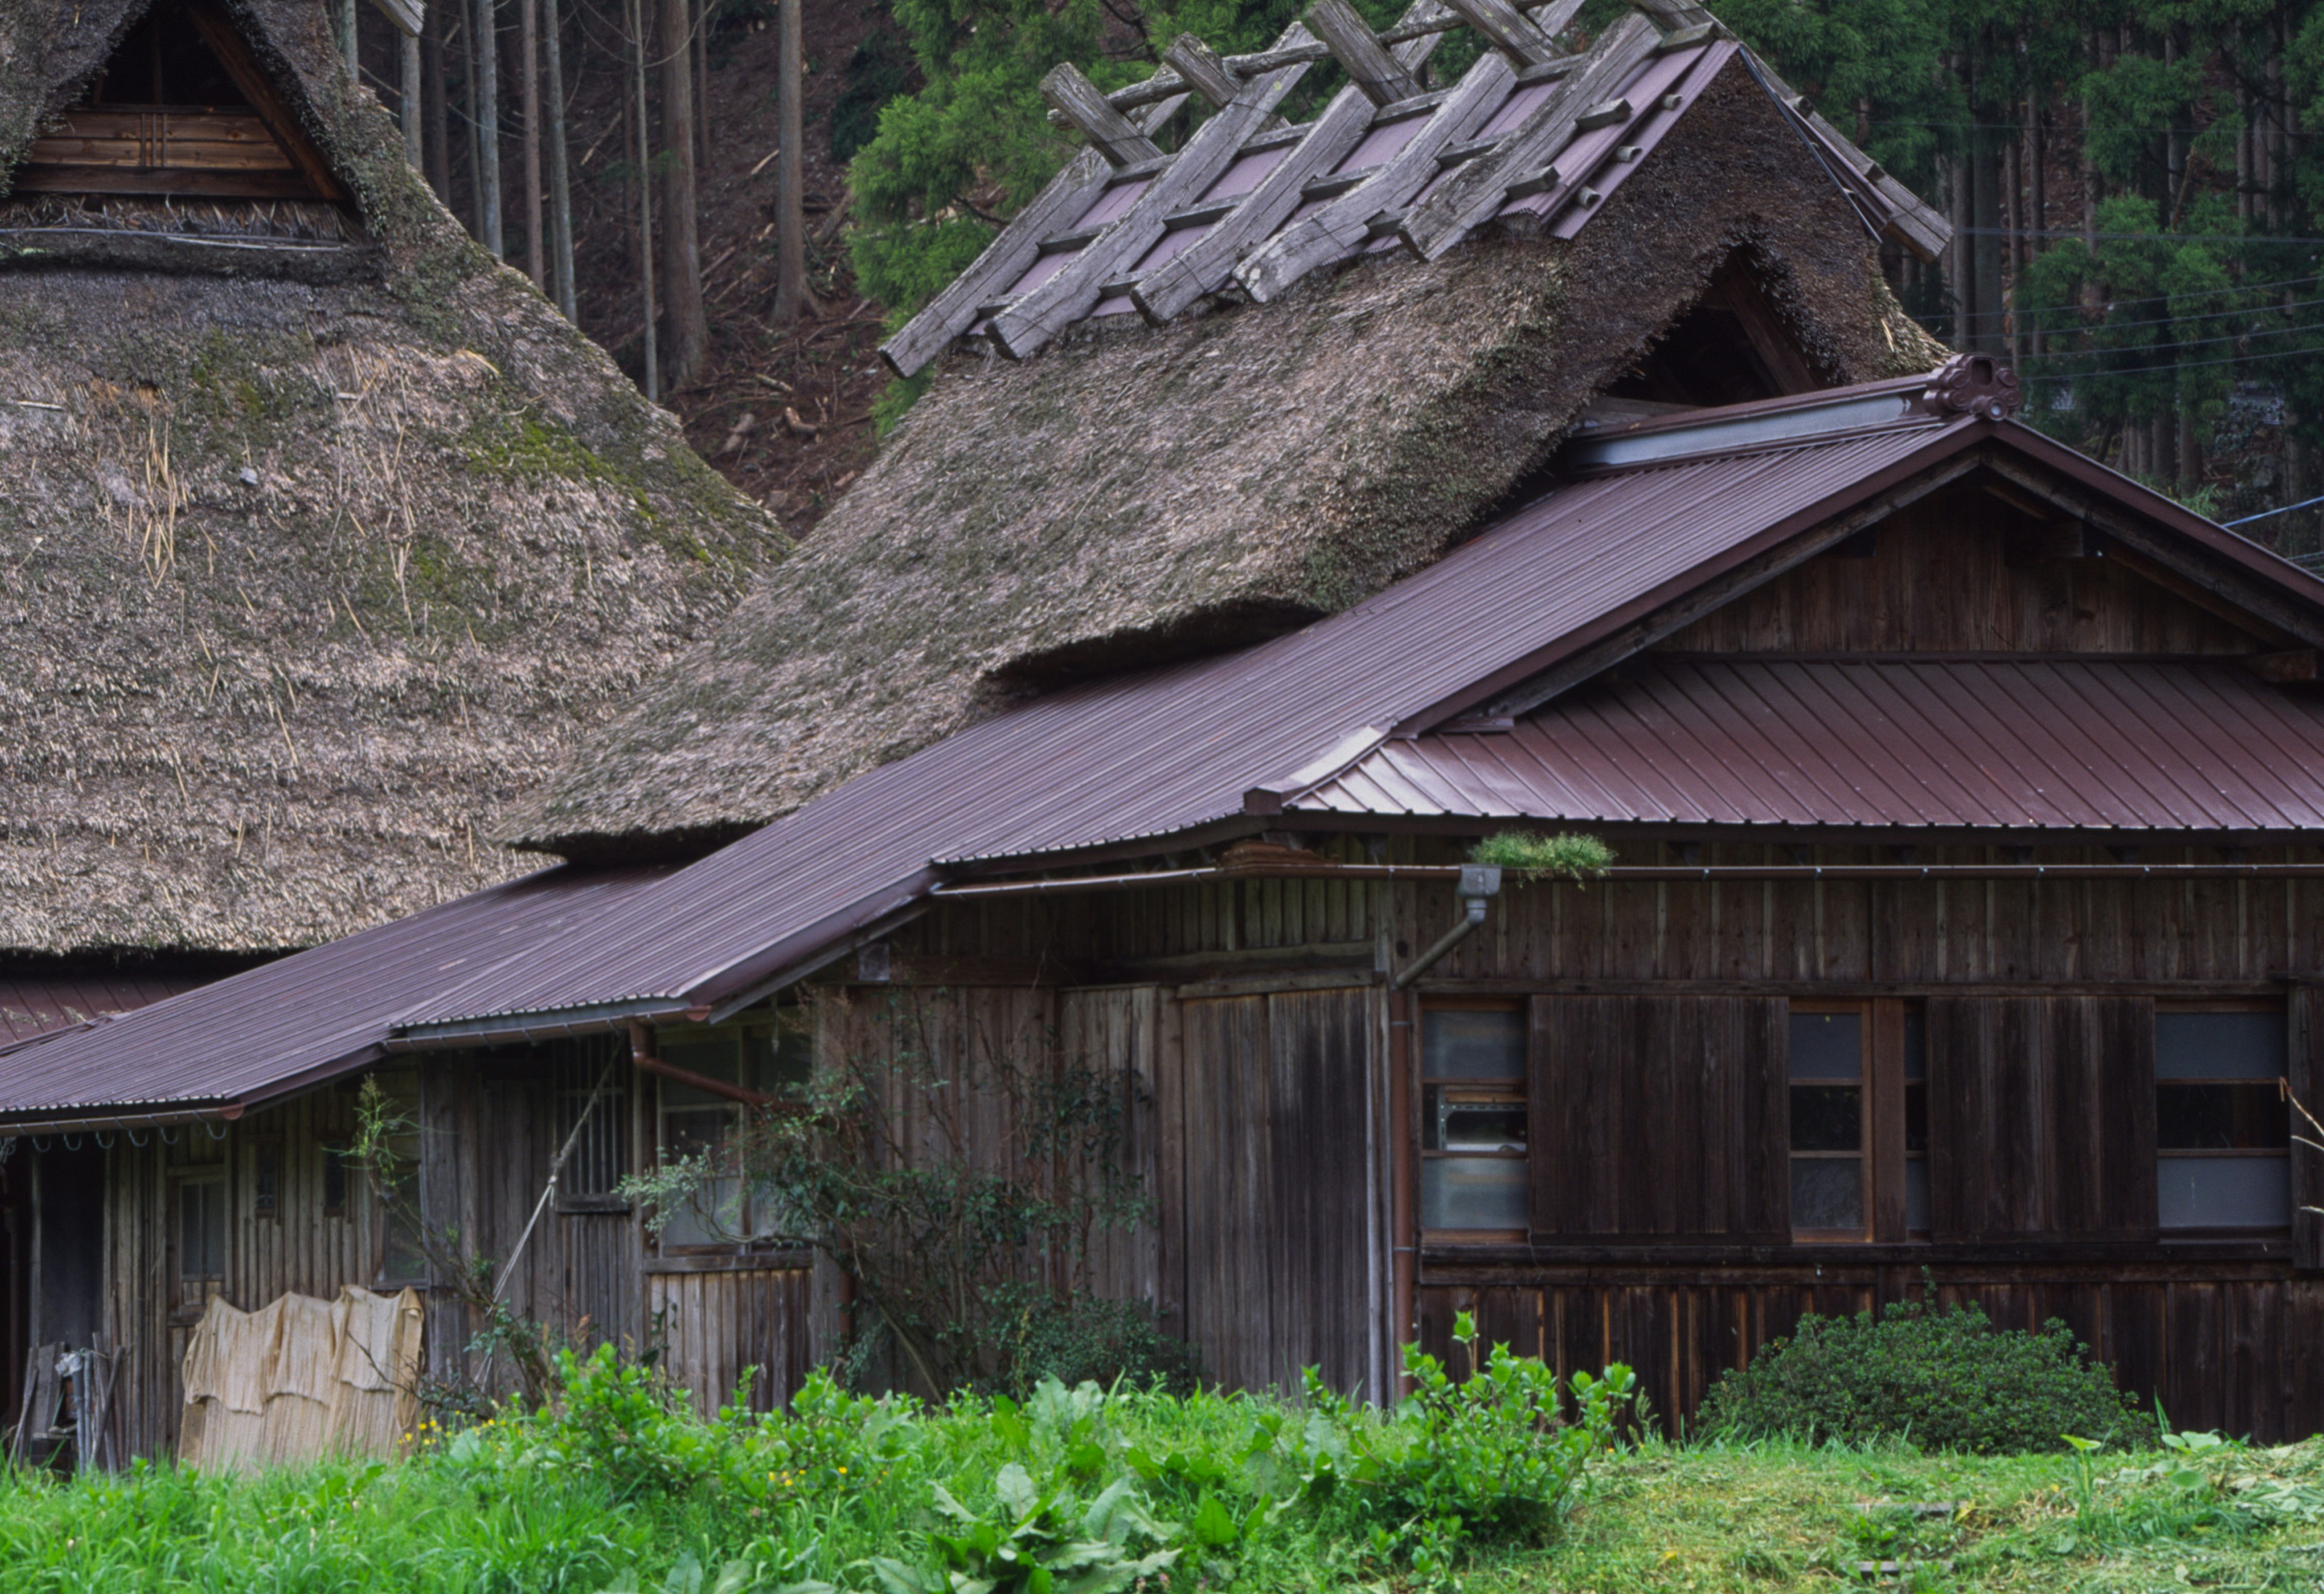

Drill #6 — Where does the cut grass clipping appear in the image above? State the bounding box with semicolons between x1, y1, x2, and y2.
1470;830;1615;882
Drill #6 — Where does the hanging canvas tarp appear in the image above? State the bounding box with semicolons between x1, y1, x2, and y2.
177;1285;424;1472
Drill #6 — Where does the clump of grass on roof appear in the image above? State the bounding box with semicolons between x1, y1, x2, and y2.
1471;831;1615;882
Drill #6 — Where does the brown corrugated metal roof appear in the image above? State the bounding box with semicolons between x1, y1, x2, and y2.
1292;657;2324;831
0;967;212;1048
0;865;672;1123
18;405;2324;1120
393;419;1970;1029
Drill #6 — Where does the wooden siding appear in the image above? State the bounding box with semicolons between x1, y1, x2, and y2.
649;1265;814;1414
1926;996;2158;1239
1652;488;2265;656
1529;995;1787;1241
84;1045;787;1461
808;979;1385;1400
1418;1270;2324;1446
99;1086;379;1461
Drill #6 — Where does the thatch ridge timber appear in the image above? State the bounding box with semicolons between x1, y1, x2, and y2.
508;58;1948;859
0;0;784;954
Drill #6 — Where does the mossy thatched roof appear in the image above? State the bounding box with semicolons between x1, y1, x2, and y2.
509;54;1946;858
0;0;784;954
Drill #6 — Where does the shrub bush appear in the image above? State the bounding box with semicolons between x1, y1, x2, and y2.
999;1296;1201;1398
1696;1294;2158;1454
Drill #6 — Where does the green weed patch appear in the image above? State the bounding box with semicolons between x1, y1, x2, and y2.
0;1346;2316;1592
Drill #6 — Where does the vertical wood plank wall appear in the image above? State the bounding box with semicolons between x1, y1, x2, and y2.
70;825;2324;1457
865;838;2324;1440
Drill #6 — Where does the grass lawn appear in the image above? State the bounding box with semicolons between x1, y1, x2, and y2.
1478;1438;2324;1592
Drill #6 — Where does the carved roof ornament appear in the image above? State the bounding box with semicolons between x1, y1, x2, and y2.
1915;353;2021;420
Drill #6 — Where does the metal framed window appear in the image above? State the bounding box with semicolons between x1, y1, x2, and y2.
653;1012;812;1250
1417;1002;1528;1237
2156;1007;2291;1232
1789;1006;1868;1239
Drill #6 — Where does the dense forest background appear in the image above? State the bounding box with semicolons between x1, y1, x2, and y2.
346;0;2324;555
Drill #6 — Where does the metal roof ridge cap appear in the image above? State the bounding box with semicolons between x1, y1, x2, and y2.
1561;398;1938;471
1571;370;1943;440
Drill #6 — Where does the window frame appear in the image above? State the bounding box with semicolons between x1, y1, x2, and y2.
554;1045;632;1215
2153;1000;2293;1235
1416;999;1529;1243
651;1015;810;1255
174;1168;228;1284
1785;998;1923;1245
1787;1000;1873;1243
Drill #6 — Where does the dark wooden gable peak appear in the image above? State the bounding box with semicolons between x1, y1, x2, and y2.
17;0;341;202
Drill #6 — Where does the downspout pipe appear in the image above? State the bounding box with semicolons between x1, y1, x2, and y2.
1387;864;1500;1396
1391;865;1502;989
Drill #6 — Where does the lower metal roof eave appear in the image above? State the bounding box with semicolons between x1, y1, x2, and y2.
387;997;699;1050
0;1100;246;1140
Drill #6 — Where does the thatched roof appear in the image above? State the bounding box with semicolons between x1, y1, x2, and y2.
509;24;1947;859
0;0;784;955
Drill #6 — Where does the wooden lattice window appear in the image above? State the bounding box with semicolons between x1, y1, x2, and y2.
18;0;341;201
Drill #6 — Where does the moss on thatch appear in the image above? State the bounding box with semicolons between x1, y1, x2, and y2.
0;0;783;953
508;59;1946;859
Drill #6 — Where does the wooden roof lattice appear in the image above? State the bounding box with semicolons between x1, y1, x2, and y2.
882;0;1950;377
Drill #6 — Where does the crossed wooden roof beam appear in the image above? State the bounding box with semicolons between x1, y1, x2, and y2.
881;0;1948;378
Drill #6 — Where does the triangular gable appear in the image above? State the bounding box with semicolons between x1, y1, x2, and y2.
1372;381;2324;744
15;0;340;202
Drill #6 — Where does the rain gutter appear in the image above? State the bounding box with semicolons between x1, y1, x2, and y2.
931;861;2324;897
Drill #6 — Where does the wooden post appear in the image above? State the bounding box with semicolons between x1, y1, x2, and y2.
772;0;807;326
1439;0;1558;67
341;0;360;76
520;0;544;285
1160;33;1242;108
1304;0;1421;106
1388;986;1417;1396
423;0;450;198
1040;62;1165;165
543;0;577;318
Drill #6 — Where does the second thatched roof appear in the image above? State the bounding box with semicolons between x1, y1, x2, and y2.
507;19;1946;859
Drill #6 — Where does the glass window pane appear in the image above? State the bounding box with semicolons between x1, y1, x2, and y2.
1790;1012;1862;1081
1903;1009;1926;1083
664;1105;733;1161
661;1173;748;1247
2156;1012;2286;1080
767;1011;814;1092
2158;1083;2291;1149
1422;1008;1525;1080
1420;1157;1528;1230
1791;1157;1863;1232
1790;1084;1862;1151
1904;1080;1928;1153
2158;1155;2290;1228
1443;1103;1527;1152
659;1038;740;1104
1905;1158;1930;1233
